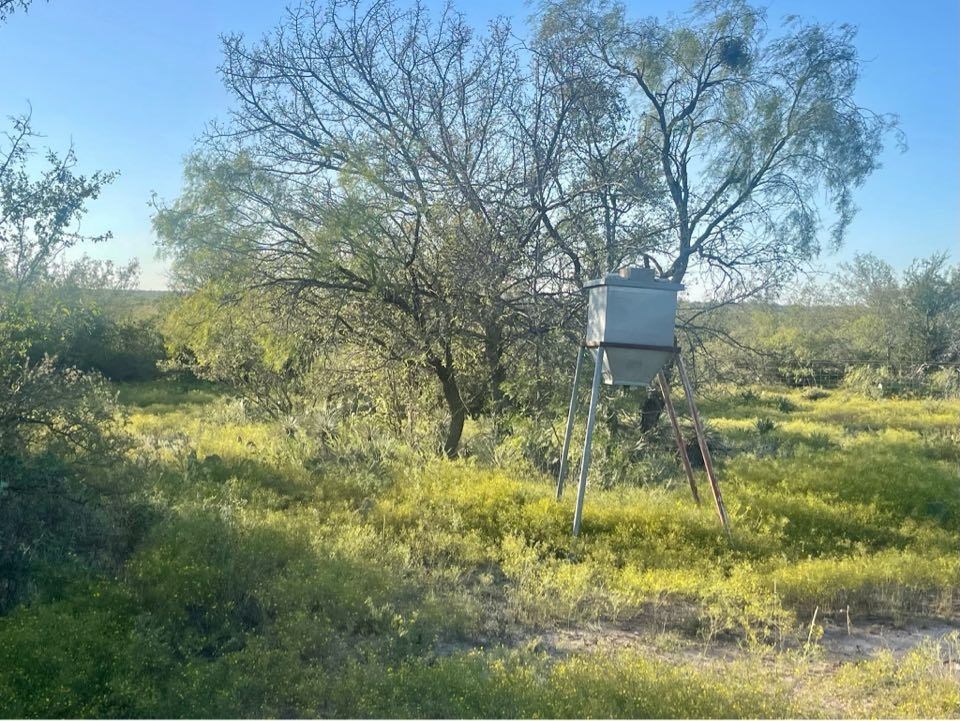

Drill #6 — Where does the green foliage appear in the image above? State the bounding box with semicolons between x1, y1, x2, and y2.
160;286;322;418
830;636;960;717
840;365;905;398
0;356;132;611
0;114;145;613
22;296;164;381
334;649;796;718
845;252;960;365
755;417;777;434
1;382;959;717
1;454;101;611
773;395;797;412
0;583;141;717
677;252;959;396
153;0;903;456
57;315;164;382
925;366;960;398
160;284;460;456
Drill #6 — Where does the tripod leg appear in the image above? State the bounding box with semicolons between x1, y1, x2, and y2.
556;346;585;500
676;355;731;535
573;347;604;536
657;370;700;505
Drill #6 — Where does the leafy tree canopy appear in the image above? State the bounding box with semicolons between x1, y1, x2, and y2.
156;0;898;453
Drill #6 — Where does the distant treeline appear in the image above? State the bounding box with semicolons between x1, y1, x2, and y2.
9;250;956;404
688;253;960;396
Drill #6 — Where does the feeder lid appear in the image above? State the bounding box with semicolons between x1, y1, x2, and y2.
582;266;684;292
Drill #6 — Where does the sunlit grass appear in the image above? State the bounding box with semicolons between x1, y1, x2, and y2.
2;382;958;717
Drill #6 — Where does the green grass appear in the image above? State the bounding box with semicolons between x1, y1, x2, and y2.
1;384;958;717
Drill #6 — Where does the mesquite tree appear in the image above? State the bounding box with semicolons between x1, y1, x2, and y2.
157;0;896;451
538;0;897;425
156;0;609;455
546;0;897;290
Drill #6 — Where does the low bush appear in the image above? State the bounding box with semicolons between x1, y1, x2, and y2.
842;365;902;398
925;366;960;398
64;318;165;381
773;395;798;412
801;387;830;401
755;417;777;434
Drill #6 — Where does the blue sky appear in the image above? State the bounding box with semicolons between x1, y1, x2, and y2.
1;0;956;289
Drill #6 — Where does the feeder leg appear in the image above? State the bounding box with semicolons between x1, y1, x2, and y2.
657;370;700;505
556;346;586;500
676;355;731;535
572;347;604;536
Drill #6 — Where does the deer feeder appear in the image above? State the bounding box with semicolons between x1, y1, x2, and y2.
556;267;685;536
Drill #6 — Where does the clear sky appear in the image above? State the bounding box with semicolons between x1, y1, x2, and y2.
1;0;956;289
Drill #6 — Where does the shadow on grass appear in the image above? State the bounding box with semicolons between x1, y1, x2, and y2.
0;502;460;717
115;376;225;414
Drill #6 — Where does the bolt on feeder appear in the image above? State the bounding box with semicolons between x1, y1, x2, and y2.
556;266;730;536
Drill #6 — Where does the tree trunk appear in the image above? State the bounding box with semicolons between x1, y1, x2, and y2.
483;320;507;417
639;358;675;432
430;354;468;458
639;388;666;433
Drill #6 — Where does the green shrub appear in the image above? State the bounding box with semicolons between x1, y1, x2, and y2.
755;417;777;434
334;648;796;718
64;318;165;381
774;395;798;412
925;366;960;398
0;582;141;717
842;365;897;398
0;454;98;611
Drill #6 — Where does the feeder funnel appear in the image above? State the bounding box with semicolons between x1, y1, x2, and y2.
583;267;683;386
